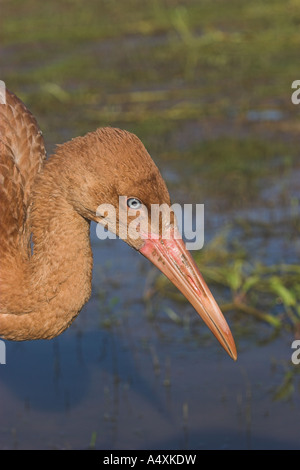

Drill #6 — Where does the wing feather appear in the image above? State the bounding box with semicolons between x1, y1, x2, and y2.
0;88;46;258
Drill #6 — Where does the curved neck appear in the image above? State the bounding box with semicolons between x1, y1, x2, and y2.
0;154;93;340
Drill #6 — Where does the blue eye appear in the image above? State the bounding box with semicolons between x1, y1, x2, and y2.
127;197;142;210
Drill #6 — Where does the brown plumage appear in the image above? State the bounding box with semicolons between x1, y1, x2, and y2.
0;88;237;360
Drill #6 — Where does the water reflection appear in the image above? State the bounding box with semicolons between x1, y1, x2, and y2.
1;220;300;449
1;0;300;448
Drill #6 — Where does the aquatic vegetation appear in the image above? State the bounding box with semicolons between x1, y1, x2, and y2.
2;0;300;450
2;0;299;338
155;227;300;333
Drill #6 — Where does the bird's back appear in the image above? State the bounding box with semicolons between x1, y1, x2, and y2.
0;89;46;263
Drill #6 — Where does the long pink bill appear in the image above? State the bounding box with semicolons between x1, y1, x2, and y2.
139;228;237;360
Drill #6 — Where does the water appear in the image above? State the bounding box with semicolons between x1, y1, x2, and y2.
1;217;300;449
1;1;300;447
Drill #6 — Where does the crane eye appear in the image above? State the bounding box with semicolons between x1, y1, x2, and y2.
127;197;142;210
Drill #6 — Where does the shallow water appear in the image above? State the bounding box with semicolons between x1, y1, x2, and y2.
0;120;300;451
1;0;300;450
1;216;300;450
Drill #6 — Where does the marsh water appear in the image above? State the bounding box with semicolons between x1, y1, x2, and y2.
1;161;300;449
1;0;300;450
0;234;299;451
